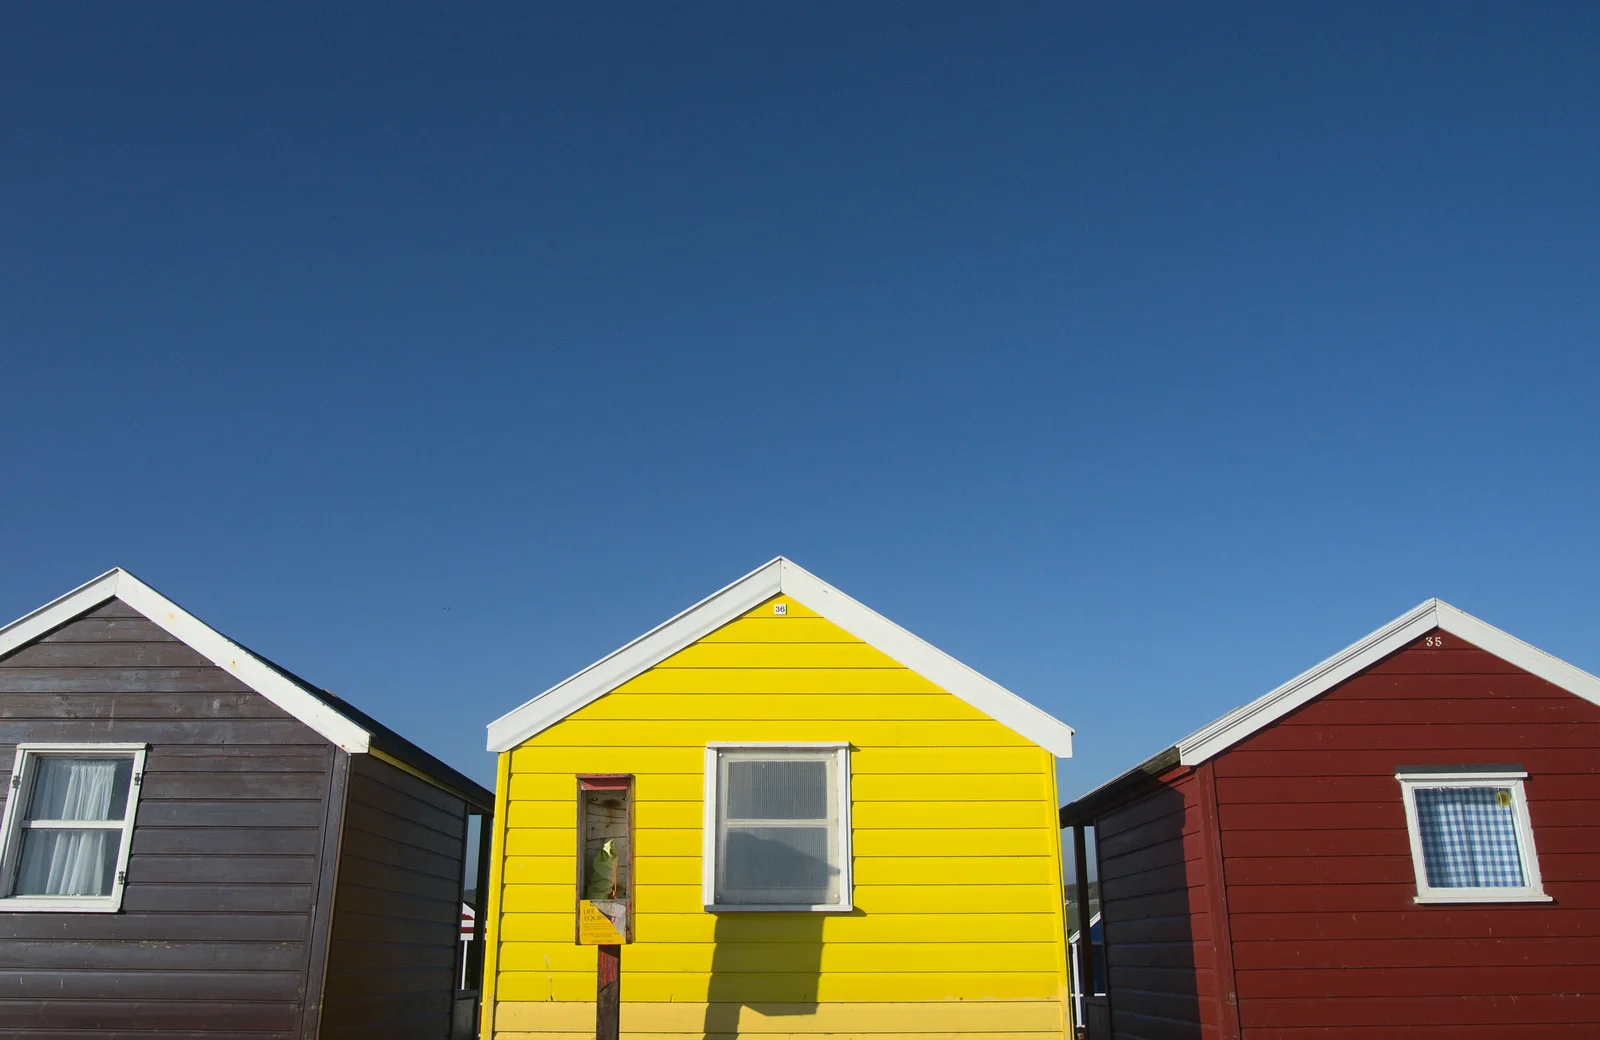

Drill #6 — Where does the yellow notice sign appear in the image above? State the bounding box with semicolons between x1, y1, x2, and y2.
577;900;626;945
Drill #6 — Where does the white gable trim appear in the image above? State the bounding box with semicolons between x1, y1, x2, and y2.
0;571;124;658
776;562;1073;757
486;557;1074;756
1176;598;1600;766
0;569;370;753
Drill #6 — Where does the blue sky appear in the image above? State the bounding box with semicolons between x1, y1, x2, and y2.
2;3;1596;797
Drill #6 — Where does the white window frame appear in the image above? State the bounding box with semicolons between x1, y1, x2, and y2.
702;742;852;913
1396;767;1551;905
0;743;148;913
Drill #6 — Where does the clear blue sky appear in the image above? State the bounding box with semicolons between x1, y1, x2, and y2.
3;3;1596;797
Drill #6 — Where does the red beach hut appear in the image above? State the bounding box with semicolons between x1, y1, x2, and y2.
1060;599;1600;1039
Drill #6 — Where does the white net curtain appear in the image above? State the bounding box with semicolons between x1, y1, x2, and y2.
16;757;133;897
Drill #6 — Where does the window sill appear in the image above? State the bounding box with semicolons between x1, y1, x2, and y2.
1413;891;1552;905
0;897;124;913
705;903;854;914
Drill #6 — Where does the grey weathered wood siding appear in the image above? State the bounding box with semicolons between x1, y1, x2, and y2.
0;599;336;1038
318;754;468;1039
1095;771;1214;1040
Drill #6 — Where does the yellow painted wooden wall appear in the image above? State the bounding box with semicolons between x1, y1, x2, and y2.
481;595;1070;1039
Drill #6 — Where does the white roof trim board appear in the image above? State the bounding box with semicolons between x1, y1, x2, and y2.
487;557;1075;757
1175;598;1600;767
0;569;371;753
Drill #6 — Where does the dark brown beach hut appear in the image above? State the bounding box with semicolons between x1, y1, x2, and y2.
0;568;494;1039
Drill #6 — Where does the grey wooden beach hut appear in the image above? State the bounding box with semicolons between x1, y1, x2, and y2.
0;569;493;1039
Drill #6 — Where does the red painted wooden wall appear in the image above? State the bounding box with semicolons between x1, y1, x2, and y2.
1093;628;1600;1038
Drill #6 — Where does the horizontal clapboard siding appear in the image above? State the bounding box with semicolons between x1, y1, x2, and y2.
1219;630;1600;1031
1093;771;1215;1040
320;754;467;1039
491;594;1067;1036
0;598;333;1039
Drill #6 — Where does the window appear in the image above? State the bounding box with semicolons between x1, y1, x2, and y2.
1396;766;1549;904
702;743;851;911
0;744;147;912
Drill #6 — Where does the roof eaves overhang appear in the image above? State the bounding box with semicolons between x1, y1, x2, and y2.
487;557;1075;757
1060;597;1600;822
3;569;495;809
1174;599;1443;767
2;568;371;751
1059;745;1181;828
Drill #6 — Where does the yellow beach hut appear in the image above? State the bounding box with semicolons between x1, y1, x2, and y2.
479;558;1076;1039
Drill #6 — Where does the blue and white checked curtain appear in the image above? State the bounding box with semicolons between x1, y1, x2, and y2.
1415;786;1526;888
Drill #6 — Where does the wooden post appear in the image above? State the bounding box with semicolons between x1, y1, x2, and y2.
465;810;494;992
596;943;620;1040
1196;762;1242;1040
1072;824;1096;1015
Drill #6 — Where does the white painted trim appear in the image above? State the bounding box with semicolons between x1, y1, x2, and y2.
1176;600;1439;765
0;570;121;658
113;573;370;752
701;744;854;913
1432;601;1600;706
1396;769;1528;782
703;904;858;913
705;741;850;749
1396;769;1549;904
776;561;1073;757
1068;910;1105;1023
9;743;151;754
1067;910;1102;946
490;560;782;754
0;569;371;753
1174;599;1600;767
0;742;149;913
1410;893;1553;904
837;743;853;909
487;557;1074;756
700;746;718;910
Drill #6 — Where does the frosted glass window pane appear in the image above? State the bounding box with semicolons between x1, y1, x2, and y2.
14;829;120;896
715;750;843;906
724;827;832;897
726;761;827;820
26;758;133;822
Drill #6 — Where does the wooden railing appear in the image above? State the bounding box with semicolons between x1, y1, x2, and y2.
1082;995;1112;1040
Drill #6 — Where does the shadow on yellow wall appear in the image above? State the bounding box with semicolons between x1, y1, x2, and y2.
701;913;828;1039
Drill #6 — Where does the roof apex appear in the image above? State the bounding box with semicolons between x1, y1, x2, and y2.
486;557;1074;756
1175;598;1600;766
1;568;492;809
1062;597;1600;823
1;567;371;752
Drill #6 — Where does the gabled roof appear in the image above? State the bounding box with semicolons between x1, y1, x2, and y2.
1061;598;1600;825
486;557;1074;756
0;569;492;809
1175;598;1600;765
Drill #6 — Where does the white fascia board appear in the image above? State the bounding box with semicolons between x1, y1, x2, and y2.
1176;600;1443;766
0;569;370;753
0;570;122;657
486;557;1075;758
1175;598;1600;768
1068;911;1102;945
486;559;784;753
776;560;1074;758
1433;601;1600;708
112;572;370;752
